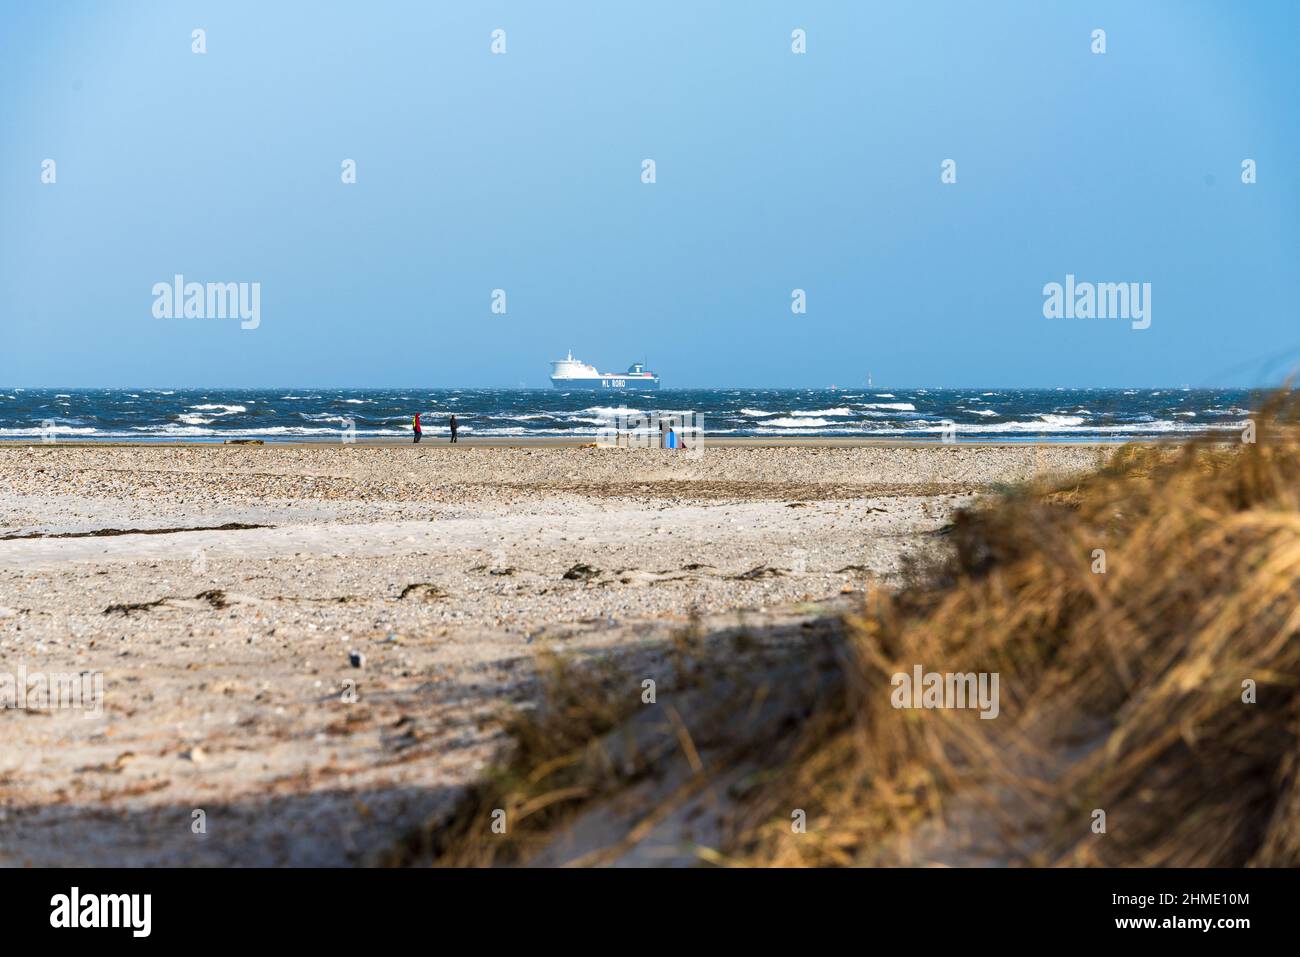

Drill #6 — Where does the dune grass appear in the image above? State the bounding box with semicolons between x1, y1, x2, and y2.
396;399;1300;867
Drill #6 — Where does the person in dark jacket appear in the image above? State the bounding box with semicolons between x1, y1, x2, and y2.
449;414;459;444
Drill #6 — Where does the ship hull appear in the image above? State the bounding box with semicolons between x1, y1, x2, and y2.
550;376;659;390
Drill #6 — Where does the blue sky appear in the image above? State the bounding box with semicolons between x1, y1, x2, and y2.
1;1;1297;388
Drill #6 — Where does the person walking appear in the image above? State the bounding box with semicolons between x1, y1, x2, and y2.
412;412;422;444
449;414;459;444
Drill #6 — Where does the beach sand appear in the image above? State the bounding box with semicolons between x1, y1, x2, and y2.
0;442;1108;865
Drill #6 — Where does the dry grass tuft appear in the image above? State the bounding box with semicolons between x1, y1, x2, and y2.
402;395;1300;867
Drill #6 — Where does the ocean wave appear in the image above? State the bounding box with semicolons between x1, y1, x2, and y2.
132;425;221;436
888;419;1245;435
861;402;916;411
131;424;405;437
458;426;617;436
189;404;245;414
751;426;863;435
765;417;835;428
463;426;702;436
793;407;853;416
580;406;641;417
0;426;97;436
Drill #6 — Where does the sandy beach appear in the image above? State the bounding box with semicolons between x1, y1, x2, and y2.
0;442;1108;865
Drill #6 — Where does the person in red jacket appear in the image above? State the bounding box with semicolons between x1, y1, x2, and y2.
412;412;422;444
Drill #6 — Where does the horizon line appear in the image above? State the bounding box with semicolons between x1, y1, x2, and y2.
0;383;1292;392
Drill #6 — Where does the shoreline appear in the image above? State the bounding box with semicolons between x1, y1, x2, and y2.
0;436;1177;449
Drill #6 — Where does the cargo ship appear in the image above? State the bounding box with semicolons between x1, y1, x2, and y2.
549;351;660;389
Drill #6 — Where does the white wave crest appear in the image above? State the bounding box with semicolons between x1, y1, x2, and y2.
765;416;835;428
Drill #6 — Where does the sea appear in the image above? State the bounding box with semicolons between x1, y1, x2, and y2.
0;387;1265;443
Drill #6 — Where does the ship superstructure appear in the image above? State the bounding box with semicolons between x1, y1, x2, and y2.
549;351;660;389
